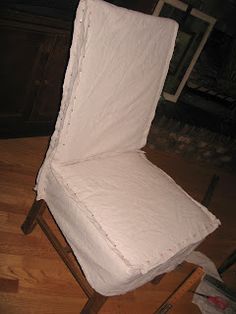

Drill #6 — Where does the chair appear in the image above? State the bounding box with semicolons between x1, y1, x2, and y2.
21;0;220;312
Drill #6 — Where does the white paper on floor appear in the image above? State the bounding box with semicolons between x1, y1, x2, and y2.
185;251;236;313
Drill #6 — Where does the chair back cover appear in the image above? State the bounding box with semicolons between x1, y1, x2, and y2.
43;0;178;165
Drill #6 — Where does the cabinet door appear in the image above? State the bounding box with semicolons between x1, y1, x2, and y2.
0;24;47;135
0;13;71;137
28;34;70;125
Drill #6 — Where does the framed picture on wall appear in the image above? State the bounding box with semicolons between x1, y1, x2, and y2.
153;0;216;102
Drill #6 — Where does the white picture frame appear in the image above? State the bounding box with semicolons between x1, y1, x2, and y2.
153;0;216;102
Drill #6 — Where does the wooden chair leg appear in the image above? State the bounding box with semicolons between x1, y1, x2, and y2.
218;249;236;275
21;199;45;234
80;292;107;314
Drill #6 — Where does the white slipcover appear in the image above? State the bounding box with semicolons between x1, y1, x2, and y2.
35;0;220;296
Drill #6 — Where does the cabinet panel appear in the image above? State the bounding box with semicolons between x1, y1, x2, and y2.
0;26;45;123
0;11;71;137
29;34;70;123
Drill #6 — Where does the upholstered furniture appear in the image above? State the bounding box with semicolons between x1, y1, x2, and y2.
22;0;220;312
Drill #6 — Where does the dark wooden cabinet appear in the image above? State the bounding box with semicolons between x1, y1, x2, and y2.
0;9;71;137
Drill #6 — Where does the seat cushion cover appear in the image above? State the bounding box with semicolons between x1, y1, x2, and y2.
41;152;220;295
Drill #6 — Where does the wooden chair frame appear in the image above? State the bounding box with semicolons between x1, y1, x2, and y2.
21;175;218;313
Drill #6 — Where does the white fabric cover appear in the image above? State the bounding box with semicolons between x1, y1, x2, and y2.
40;152;219;295
40;0;178;166
35;0;220;296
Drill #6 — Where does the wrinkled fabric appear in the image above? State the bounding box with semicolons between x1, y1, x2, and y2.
40;152;219;295
35;0;220;296
37;0;178;169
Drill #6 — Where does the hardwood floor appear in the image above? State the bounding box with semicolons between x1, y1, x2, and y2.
0;137;235;314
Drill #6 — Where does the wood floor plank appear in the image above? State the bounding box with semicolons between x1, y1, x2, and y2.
0;231;57;258
0;292;86;314
0;278;19;293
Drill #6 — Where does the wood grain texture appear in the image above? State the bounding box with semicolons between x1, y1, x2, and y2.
0;137;235;313
0;278;19;293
